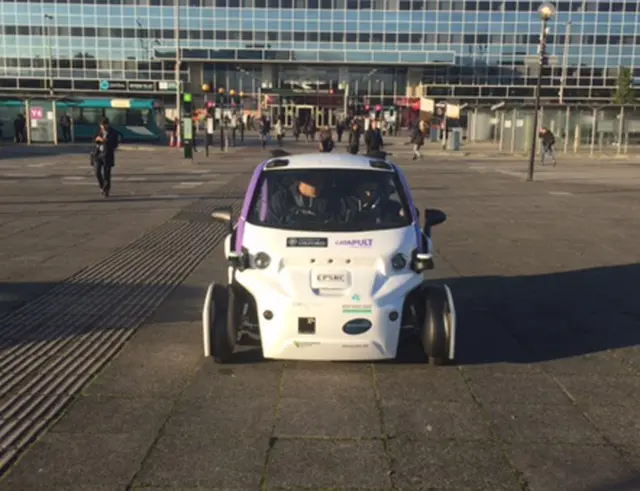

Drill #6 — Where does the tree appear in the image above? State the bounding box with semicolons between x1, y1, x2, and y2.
614;66;636;104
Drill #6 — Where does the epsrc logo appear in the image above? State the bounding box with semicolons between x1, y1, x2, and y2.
316;274;346;282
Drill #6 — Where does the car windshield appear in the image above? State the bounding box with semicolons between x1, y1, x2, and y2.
246;168;413;232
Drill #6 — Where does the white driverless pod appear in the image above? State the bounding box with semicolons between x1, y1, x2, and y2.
202;152;456;364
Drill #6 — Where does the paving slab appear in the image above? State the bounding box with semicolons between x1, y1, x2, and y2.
553;375;640;407
276;367;380;438
507;443;639;491
266;439;392;489
463;371;573;405
389;439;523;490
382;399;492;441
0;432;152;491
485;403;605;445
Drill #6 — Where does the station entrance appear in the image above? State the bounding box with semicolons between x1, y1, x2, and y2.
261;91;344;128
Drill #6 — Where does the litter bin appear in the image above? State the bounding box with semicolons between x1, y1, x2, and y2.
446;127;462;151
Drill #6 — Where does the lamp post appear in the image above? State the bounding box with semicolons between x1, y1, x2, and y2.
44;14;54;96
527;2;555;181
558;20;571;104
43;13;59;145
175;0;181;118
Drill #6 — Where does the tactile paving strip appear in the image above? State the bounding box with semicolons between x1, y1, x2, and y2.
0;195;243;473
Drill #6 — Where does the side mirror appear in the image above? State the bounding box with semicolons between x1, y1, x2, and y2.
211;207;233;235
423;208;446;239
424;208;447;227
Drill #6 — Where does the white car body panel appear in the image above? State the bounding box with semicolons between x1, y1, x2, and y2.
234;222;423;361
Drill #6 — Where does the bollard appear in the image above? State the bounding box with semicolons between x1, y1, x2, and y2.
205;116;214;157
182;117;193;160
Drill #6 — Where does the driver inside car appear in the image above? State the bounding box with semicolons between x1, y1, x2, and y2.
341;179;405;224
267;173;337;224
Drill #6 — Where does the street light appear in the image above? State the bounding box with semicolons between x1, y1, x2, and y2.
175;0;181;117
527;1;556;181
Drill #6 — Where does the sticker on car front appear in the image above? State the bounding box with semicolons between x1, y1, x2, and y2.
287;237;328;247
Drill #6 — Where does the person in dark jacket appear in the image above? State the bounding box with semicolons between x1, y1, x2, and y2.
13;114;26;143
347;122;362;155
336;118;345;143
340;179;405;225
308;120;317;142
259;116;271;149
292;116;300;141
364;120;384;154
267;173;337;225
539;127;556;166
318;125;334;152
409;122;425;160
92;118;119;197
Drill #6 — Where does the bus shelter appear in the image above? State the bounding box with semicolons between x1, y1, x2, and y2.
463;102;640;157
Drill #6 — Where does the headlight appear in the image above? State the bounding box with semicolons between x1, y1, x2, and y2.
253;252;271;269
391;253;407;270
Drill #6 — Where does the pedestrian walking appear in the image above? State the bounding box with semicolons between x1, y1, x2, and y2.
275;118;285;147
91;118;119;198
364;120;384;154
409;121;426;160
336;118;344;143
259;115;271;149
347;121;362;155
318;125;334;152
539;127;556;166
230;112;238;146
59;113;72;142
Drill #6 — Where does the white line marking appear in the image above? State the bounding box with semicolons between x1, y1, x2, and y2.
27;163;54;168
172;181;204;189
155;194;181;199
63;176;86;181
124;177;148;182
3;173;33;177
548;191;573;196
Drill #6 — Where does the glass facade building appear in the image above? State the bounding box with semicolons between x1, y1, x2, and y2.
1;0;639;102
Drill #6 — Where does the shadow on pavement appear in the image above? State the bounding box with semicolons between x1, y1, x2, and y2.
584;475;640;491
0;143;102;160
1;264;639;367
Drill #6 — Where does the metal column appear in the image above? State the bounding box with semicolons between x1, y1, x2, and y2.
563;106;570;154
590;108;597;156
617;106;624;156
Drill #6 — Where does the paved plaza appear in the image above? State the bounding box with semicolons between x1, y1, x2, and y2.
0;137;639;491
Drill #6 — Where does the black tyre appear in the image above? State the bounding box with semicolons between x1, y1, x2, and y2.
211;283;234;363
421;287;450;366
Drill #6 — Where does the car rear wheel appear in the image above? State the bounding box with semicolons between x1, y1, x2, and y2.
421;286;450;366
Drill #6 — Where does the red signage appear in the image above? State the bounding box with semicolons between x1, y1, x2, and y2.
30;107;44;120
395;97;420;107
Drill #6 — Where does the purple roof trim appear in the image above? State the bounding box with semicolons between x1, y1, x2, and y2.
235;161;267;253
393;163;423;253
